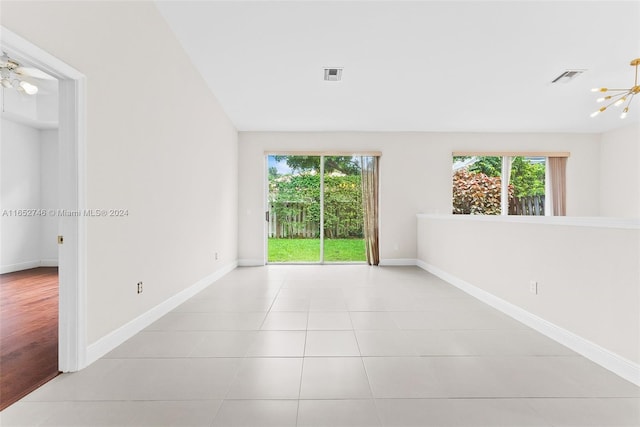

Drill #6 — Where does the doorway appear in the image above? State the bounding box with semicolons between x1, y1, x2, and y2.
0;26;86;409
266;154;369;263
0;42;62;411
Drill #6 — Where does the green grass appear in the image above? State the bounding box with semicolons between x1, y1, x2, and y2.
324;239;366;262
268;238;320;262
268;238;366;262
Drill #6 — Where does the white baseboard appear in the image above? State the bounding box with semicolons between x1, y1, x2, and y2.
86;261;237;365
40;259;59;267
417;260;640;386
0;259;60;273
239;259;416;267
238;259;264;267
1;260;42;274
379;258;417;266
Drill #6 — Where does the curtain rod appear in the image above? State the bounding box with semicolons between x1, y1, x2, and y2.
452;151;570;158
264;151;382;156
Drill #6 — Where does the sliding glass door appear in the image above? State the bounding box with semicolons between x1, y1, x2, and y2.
267;155;321;262
322;156;365;262
267;154;366;263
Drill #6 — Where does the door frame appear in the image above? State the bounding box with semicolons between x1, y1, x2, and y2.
1;27;87;372
264;153;368;265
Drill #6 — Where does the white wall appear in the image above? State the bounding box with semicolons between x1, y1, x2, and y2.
0;118;42;271
2;1;238;345
238;132;600;264
417;215;640;377
40;128;58;264
1;88;37;122
0;118;59;272
599;123;640;217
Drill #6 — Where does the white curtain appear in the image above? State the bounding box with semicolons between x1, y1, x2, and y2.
500;156;513;215
547;157;567;216
360;156;379;266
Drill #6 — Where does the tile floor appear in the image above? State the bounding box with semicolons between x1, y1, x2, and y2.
2;266;639;426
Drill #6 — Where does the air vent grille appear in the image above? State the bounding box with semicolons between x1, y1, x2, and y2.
324;68;343;81
551;69;586;83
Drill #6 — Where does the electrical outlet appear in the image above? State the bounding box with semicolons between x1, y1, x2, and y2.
137;281;143;294
529;280;538;295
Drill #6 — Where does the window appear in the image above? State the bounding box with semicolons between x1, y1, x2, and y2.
452;156;503;215
452;155;547;216
509;157;546;215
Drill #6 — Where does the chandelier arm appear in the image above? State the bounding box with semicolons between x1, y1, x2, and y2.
602;92;632;110
624;92;636;111
607;91;630;101
597;91;630;104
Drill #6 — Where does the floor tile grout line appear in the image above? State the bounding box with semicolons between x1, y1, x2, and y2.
25;396;640;403
256;281;285;331
295;326;309;426
359;356;385;426
7;266;640;425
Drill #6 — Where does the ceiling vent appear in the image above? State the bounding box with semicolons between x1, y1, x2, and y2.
323;67;343;82
551;69;586;84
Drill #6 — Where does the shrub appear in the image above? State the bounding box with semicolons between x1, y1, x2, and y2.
453;169;512;215
269;173;363;238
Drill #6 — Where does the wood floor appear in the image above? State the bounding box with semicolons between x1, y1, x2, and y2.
1;267;59;411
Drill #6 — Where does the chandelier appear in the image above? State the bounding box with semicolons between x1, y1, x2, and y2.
591;58;639;119
0;52;38;95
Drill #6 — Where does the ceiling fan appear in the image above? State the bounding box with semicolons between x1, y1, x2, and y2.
0;52;54;95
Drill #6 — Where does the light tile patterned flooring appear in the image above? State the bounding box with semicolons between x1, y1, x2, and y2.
2;266;639;426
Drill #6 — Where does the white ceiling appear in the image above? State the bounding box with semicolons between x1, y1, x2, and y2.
156;1;640;133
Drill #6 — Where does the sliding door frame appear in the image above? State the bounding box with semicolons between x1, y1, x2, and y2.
319;157;325;263
264;151;380;265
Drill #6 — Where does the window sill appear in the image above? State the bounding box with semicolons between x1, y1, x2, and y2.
416;214;640;230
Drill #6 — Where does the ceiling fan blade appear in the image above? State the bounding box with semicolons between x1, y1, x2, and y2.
0;53;17;69
15;66;56;81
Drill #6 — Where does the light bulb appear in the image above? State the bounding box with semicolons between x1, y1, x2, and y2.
597;96;611;103
613;97;626;107
591;87;608;92
621;107;629;119
1;78;10;88
19;81;38;95
590;106;606;118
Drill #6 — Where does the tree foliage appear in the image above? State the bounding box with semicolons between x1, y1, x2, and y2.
510;157;545;197
453;156;545;213
468;156;502;177
274;155;360;175
452;169;512;215
268;166;280;180
269;173;363;238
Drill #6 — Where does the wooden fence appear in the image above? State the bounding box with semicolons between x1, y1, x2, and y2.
268;201;363;239
268;202;319;238
509;195;545;216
